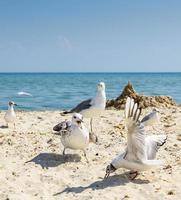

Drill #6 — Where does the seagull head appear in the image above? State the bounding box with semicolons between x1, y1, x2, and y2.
104;163;116;179
72;113;84;125
8;101;17;107
97;82;105;92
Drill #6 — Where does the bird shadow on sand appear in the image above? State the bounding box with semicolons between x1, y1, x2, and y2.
54;173;150;196
25;153;81;169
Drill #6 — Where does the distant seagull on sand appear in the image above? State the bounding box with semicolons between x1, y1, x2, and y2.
4;101;17;128
141;108;160;130
104;97;167;180
53;113;98;162
63;82;106;132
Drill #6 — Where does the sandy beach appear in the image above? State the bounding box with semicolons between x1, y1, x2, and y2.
0;106;180;200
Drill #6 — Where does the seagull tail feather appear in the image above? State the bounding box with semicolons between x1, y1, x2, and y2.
62;110;72;114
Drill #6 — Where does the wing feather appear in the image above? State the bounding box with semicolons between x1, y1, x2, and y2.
146;135;167;159
125;97;147;162
70;98;92;113
125;97;131;119
53;121;71;134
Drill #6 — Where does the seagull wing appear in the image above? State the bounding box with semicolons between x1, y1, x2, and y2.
70;98;92;113
53;120;72;133
141;112;155;124
124;97;147;162
146;135;167;159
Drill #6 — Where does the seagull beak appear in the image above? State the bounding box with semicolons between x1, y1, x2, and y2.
78;119;84;123
14;103;17;106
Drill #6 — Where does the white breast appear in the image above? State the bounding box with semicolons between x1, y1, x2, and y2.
4;110;16;123
61;124;89;150
81;91;106;118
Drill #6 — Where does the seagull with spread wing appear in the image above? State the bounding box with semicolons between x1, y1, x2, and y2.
104;97;167;180
53;113;98;162
63;82;106;132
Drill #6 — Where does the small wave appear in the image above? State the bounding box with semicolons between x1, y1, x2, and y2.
17;91;33;97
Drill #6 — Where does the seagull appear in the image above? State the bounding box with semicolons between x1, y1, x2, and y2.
53;113;98;162
18;91;33;97
4;101;17;128
104;97;167;180
63;82;106;132
141;108;160;130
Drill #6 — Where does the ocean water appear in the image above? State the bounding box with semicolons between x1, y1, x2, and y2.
0;73;180;111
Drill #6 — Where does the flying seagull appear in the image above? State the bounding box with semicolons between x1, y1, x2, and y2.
63;82;106;132
104;97;167;180
53;113;98;162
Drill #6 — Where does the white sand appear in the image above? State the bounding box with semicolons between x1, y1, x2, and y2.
0;107;180;200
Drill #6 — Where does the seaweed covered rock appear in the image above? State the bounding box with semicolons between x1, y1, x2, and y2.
106;82;177;109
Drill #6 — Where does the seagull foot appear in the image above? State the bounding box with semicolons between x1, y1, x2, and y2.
128;171;139;180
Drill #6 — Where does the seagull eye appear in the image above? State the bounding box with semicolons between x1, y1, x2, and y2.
73;116;76;119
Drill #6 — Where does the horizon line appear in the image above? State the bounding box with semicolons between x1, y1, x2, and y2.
0;71;181;74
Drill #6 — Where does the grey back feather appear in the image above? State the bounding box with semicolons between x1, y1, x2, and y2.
70;98;92;113
141;112;155;123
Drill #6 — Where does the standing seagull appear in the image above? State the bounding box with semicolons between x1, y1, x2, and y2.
4;101;17;128
141;108;160;130
63;82;106;132
53;113;98;162
104;97;167;180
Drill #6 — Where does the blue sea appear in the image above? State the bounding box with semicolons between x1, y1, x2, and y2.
0;73;180;111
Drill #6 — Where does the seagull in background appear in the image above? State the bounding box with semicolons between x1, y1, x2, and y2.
141;108;160;130
4;101;17;128
63;82;106;132
53;113;98;162
104;97;167;180
18;91;33;97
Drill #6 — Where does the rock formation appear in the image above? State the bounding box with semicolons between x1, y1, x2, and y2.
106;82;177;109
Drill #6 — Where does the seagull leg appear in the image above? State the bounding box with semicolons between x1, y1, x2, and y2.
128;171;139;180
83;150;89;163
14;123;16;129
63;148;66;155
90;118;93;132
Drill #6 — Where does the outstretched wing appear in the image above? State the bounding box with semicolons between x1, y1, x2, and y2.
53;120;71;135
146;135;167;159
124;97;147;162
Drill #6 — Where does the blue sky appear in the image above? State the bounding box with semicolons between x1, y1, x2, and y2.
0;0;181;72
